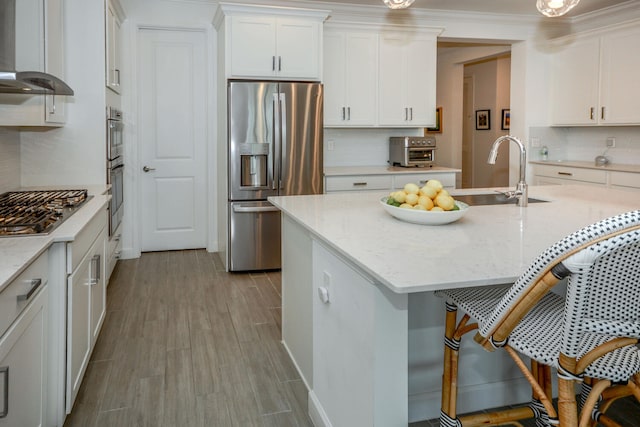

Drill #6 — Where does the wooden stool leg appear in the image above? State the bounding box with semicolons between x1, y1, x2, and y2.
441;302;461;426
558;376;579;427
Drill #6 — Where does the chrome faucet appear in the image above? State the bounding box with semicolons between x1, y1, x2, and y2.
487;135;528;207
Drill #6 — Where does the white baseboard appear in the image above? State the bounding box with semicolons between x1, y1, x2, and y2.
309;390;333;427
408;377;533;423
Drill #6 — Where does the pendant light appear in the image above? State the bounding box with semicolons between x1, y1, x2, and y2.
383;0;415;10
536;0;580;17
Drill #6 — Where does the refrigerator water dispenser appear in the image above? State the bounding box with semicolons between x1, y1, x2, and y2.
241;154;268;188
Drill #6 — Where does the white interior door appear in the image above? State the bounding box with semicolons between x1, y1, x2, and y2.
138;28;207;251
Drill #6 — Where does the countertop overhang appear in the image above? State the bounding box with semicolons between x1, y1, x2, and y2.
270;185;640;294
0;194;110;292
530;160;640;174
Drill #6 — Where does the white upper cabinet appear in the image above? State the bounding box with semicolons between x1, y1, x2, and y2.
218;4;329;80
323;29;377;126
0;0;68;126
378;32;438;127
551;23;640;126
106;0;124;94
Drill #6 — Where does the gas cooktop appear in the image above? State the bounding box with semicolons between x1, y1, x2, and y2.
0;189;90;236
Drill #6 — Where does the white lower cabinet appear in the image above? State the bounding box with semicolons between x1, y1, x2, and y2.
393;172;455;189
0;253;48;427
610;171;640;192
311;240;407;426
66;210;107;413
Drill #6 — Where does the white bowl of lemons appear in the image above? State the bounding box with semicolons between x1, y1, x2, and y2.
381;180;469;225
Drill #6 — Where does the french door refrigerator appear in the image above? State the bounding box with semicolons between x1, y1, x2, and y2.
227;80;323;271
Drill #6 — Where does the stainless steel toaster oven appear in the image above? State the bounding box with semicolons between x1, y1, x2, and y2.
389;136;436;167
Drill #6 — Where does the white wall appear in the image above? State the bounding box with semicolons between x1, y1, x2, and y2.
0;129;20;193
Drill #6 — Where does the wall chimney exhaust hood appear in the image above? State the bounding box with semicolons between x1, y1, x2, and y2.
0;0;74;95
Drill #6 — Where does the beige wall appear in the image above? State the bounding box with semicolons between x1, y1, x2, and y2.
0;128;20;193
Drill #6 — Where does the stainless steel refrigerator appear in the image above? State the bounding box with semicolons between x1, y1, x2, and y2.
227;80;323;271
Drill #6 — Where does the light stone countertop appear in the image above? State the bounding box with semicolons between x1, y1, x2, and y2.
269;185;640;294
0;194;110;293
529;160;640;174
324;165;461;176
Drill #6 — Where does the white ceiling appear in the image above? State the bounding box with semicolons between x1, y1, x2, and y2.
299;0;631;17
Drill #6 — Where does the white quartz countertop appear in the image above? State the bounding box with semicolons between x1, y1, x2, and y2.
269;185;640;294
530;160;640;173
324;165;461;176
0;194;109;293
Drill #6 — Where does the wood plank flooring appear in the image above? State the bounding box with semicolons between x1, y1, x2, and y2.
64;250;640;427
63;250;311;427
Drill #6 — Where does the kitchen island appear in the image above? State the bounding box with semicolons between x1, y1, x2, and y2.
269;185;640;426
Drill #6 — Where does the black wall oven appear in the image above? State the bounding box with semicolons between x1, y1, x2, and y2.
107;107;124;237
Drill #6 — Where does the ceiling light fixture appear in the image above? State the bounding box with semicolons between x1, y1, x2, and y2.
383;0;415;10
536;0;580;17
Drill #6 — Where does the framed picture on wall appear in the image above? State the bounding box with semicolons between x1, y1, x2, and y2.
475;109;490;130
424;107;442;134
501;109;511;130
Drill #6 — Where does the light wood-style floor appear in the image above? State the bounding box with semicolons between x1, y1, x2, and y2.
64;250;640;427
63;250;312;427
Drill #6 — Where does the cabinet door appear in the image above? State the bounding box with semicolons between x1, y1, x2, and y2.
90;229;107;345
0;287;47;427
551;37;600;125
378;34;408;126
276;18;320;80
106;1;122;93
229;15;277;78
66;254;91;412
323;31;347;125
405;37;436;126
344;33;377;126
324;31;377;126
600;26;640;124
45;0;66;123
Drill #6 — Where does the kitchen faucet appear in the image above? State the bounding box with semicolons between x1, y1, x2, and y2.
487;135;528;207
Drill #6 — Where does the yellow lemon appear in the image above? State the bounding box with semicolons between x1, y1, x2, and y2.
435;194;455;211
393;191;407;203
403;183;420;195
426;179;443;192
430;206;444;212
419;185;438;199
413;204;426;210
399;203;413;209
418;195;434;210
405;193;419;206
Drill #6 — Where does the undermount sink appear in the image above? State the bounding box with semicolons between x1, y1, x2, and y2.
454;193;549;206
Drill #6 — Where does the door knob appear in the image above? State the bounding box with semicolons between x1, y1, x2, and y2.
143;166;156;172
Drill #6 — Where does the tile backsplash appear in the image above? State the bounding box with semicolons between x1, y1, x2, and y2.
0;128;20;193
529;126;640;164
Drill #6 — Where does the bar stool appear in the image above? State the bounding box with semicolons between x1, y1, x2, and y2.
435;210;640;427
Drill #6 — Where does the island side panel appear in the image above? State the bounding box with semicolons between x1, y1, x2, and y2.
311;240;408;427
281;214;314;390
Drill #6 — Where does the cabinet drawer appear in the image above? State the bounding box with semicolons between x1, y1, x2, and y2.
393;173;456;189
609;171;640;189
325;175;392;192
534;164;607;184
0;251;48;337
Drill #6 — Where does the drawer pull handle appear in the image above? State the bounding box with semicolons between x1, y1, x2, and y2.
557;172;573;176
0;366;7;418
17;278;42;302
90;255;101;285
352;182;367;186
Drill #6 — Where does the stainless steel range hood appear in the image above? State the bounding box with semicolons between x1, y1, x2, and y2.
0;0;74;95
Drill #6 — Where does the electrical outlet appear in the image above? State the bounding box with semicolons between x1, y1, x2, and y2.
530;137;541;148
327;140;335;151
606;137;616;148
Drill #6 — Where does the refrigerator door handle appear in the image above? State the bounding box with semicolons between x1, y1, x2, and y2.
232;205;281;213
279;92;287;192
272;93;279;191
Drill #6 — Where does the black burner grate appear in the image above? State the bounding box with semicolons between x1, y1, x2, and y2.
0;189;89;235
